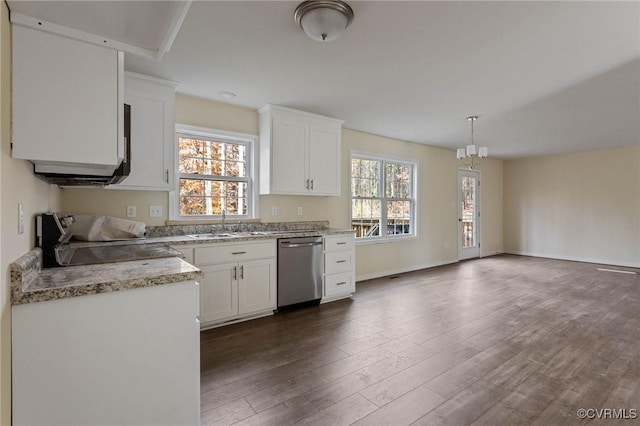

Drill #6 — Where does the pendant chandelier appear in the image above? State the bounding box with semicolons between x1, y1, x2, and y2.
456;116;488;169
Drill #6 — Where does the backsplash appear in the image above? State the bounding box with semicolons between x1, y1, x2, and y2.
145;220;330;238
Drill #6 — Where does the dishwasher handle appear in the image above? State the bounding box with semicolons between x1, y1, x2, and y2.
279;241;323;248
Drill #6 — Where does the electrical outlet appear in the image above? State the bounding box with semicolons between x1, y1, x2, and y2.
271;207;277;216
18;203;24;235
297;207;303;216
126;205;137;218
149;205;163;217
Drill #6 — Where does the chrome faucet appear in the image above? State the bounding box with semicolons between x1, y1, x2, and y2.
220;210;226;232
236;220;243;233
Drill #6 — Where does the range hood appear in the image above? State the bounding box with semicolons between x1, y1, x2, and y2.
34;164;130;186
34;104;131;186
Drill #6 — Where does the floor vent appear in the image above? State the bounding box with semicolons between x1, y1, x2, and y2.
597;268;637;275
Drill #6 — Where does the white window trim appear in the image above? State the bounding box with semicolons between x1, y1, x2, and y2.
350;150;419;244
170;124;259;220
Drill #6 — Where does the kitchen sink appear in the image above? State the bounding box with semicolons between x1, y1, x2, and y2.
249;231;312;235
186;233;238;239
185;230;319;239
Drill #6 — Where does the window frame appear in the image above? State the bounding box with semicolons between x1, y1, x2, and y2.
350;151;418;243
171;124;258;220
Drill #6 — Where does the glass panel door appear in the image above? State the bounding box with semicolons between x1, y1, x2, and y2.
458;170;480;260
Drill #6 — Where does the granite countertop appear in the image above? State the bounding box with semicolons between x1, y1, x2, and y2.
67;227;355;248
10;221;354;306
11;248;202;305
160;227;355;245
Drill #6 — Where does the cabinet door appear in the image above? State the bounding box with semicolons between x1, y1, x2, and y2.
117;76;175;190
199;263;238;324
270;115;308;194
12;282;200;426
238;259;276;315
12;26;119;168
308;123;341;196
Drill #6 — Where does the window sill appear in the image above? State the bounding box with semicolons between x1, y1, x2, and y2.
165;218;261;226
355;234;418;246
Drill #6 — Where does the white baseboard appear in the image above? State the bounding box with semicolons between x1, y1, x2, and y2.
504;250;640;269
320;293;353;304
356;259;459;282
481;249;504;258
200;310;274;331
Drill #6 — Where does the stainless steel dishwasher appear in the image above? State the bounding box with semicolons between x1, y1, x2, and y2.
277;236;324;309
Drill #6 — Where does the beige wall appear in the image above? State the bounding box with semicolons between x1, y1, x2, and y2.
60;188;168;226
62;94;505;279
480;157;504;257
0;5;61;422
504;145;640;267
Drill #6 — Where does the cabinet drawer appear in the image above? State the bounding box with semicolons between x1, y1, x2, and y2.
325;251;353;274
324;235;354;252
194;241;276;265
325;272;354;297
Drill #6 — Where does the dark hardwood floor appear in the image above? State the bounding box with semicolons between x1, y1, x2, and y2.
200;255;640;425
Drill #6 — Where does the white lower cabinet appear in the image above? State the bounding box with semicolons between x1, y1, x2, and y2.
200;262;238;324
322;234;356;302
238;258;277;315
325;272;355;298
195;240;276;328
12;281;200;426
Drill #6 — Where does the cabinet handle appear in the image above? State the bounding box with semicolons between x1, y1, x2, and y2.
336;242;347;245
337;281;347;286
240;265;244;279
336;260;347;264
310;179;314;190
232;251;247;255
165;169;169;184
232;266;237;280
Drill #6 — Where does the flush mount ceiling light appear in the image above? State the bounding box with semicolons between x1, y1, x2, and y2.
456;116;488;170
294;0;354;42
217;91;236;99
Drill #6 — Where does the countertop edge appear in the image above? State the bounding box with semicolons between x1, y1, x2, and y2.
11;227;354;306
11;250;203;306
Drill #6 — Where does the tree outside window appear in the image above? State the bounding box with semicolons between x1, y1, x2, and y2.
177;133;251;217
351;155;416;240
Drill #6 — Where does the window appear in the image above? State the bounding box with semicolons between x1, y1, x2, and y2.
175;125;256;219
351;153;416;241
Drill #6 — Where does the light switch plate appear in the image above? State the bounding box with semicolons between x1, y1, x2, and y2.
149;205;163;217
271;207;277;216
18;203;24;235
126;205;136;218
297;207;303;216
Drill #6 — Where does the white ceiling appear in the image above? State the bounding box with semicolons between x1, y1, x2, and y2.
8;1;640;159
8;0;186;55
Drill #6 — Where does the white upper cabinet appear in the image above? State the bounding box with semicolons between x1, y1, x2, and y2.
12;26;123;175
114;72;177;190
258;105;343;196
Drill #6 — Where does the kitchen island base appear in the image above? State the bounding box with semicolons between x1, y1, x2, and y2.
12;280;200;426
